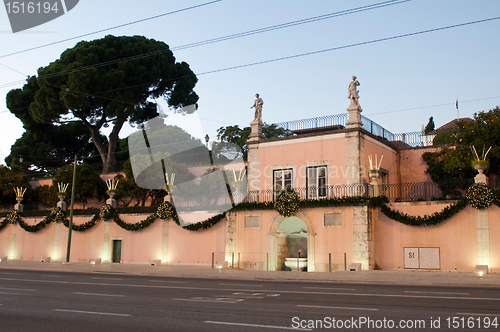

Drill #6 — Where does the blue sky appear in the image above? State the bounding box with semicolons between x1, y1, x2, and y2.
1;0;499;165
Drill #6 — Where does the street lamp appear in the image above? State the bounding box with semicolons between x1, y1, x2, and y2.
204;134;210;149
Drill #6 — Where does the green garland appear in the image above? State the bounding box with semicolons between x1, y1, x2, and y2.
1;188;499;233
371;196;468;227
466;183;495;210
274;188;300;217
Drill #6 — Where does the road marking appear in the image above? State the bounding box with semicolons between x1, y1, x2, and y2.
91;277;123;281
0;272;22;275
205;321;312;330
456;313;500;317
298;304;378;311
0;291;30;296
303;287;356;291
0;287;35;292
72;292;125;297
150;280;186;284
2;277;498;302
173;298;240;304
53;309;130;317
220;283;263;287
42;275;67;278
405;291;469;295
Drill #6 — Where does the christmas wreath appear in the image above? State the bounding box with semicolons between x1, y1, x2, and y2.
466;183;494;210
99;204;117;221
155;201;175;220
50;207;66;223
274;188;300;217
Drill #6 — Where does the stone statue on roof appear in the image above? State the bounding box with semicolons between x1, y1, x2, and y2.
251;93;263;122
348;76;360;107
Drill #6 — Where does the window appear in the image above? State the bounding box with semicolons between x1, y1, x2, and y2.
273;169;293;195
307;166;327;199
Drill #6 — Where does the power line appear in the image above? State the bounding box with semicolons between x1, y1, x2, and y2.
0;62;27;77
7;0;411;83
0;0;223;60
197;16;500;76
365;96;500;116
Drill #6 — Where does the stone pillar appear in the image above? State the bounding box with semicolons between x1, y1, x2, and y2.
103;221;111;263
247;141;260;202
477;209;490;268
248;119;264;142
346;104;363;129
9;224;17;260
161;220;169;264
307;233;316;272
475;172;490;269
352;205;374;270
53;222;60;262
225;211;237;267
345;130;365;195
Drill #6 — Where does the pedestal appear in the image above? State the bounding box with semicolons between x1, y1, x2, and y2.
57;194;67;211
106;191;117;208
248;119;264;141
14;197;23;213
346;104;363;129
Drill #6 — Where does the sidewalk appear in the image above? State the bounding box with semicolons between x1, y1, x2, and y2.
0;260;498;287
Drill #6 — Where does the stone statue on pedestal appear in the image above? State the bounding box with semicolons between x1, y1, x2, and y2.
348;76;360;107
251;93;263;123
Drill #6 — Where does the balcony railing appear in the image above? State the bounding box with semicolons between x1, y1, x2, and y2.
243;179;476;204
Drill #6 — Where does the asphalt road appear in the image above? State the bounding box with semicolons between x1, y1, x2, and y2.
0;269;499;331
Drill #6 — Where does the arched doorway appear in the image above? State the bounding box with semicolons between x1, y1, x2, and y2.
268;211;315;271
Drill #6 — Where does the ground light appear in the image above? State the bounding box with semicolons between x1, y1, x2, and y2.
474;265;488;276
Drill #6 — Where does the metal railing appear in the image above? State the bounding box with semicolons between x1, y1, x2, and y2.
244;179;475;204
273;114;347;134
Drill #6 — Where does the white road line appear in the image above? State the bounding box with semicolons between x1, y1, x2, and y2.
150;280;186;284
220;283;263;287
303;287;356;291
0;287;35;292
0;291;30;296
72;292;125;297
173;298;239;304
298;305;379;311
53;309;130;317
2;277;498;302
0;272;22;275
205;321;313;331
405;291;469;295
42;275;67;278
456;313;500;317
91;277;123;281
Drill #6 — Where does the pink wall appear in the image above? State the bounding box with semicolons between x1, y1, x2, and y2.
376;202;499;271
167;219;226;264
234;206;356;267
399;147;440;183
256;134;347;189
363;138;398;184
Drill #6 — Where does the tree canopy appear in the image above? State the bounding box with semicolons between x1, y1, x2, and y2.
7;35;198;174
215;123;290;159
424;106;500;182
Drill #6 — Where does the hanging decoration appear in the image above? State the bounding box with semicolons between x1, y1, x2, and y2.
466;183;495;210
274;188;300;217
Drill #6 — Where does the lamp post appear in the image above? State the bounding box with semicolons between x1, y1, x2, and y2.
204;134;210;149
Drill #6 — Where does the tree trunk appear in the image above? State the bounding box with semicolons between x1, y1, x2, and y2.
102;116;127;174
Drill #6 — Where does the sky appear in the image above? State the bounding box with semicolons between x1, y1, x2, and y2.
1;0;500;166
